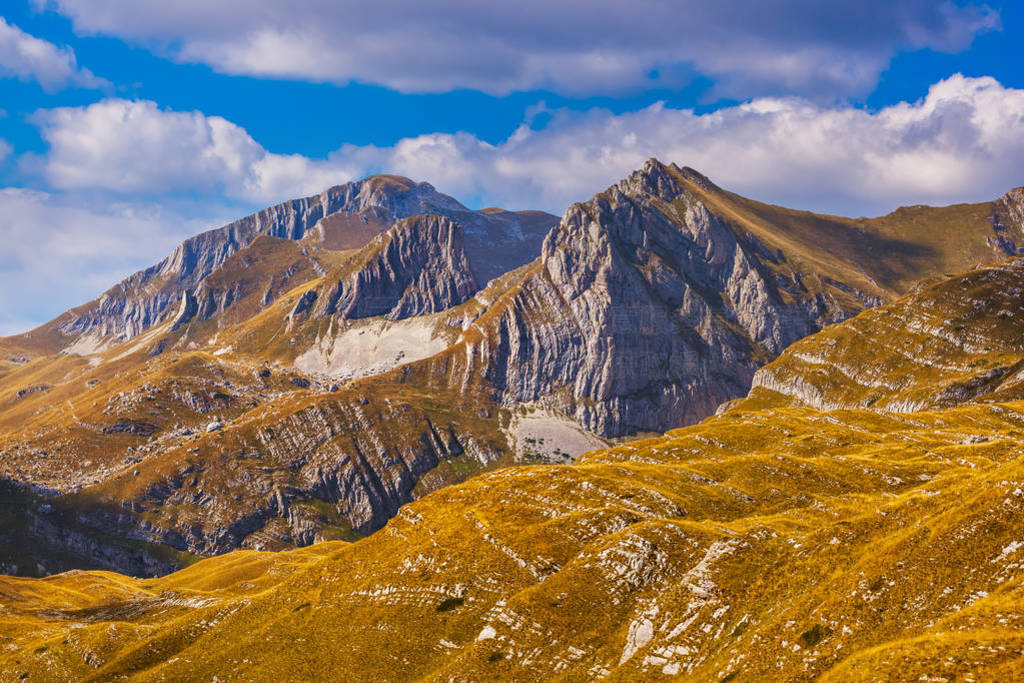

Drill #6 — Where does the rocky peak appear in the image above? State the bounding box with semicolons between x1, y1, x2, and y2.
52;175;555;345
153;175;465;284
313;214;478;321
607;159;719;202
462;163;853;436
615;158;687;200
541;163;771;339
317;174;468;227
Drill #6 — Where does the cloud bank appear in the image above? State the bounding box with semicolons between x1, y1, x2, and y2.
31;99;352;202
0;187;221;335
36;0;998;98
29;75;1024;217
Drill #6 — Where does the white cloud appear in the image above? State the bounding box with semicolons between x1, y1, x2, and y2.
0;187;232;335
29;76;1024;217
0;16;106;92
34;0;998;99
422;73;1024;216
32;99;360;202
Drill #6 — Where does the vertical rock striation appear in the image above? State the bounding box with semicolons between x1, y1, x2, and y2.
314;215;479;321
449;160;872;436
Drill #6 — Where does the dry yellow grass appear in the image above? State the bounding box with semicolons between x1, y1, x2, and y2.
3;398;1024;679
8;252;1024;677
744;256;1024;414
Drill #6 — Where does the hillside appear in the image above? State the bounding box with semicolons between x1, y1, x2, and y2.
743;256;1024;413
3;259;1024;678
1;161;1022;575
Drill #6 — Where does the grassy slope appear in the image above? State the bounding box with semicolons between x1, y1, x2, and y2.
677;166;1004;299
4;263;1024;678
2;402;1024;679
743;257;1024;413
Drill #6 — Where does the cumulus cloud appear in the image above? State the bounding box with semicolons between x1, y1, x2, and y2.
35;0;998;99
31;99;361;201
0;16;106;91
364;74;1024;217
28;76;1024;217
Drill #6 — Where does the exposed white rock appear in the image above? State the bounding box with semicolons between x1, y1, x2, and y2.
504;405;609;462
293;314;454;380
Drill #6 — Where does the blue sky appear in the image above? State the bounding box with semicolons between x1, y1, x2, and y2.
1;0;1024;334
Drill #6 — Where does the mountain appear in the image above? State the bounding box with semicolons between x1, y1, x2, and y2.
4;257;1024;679
1;161;1022;576
15;173;555;352
402;160;1024;436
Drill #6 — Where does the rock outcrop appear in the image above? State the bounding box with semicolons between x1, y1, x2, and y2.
445;160;874;436
50;175;556;343
313;214;478;321
51;377;510;558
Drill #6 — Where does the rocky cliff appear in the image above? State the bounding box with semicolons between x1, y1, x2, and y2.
310;214;478;321
426;161;883;436
39;175;555;346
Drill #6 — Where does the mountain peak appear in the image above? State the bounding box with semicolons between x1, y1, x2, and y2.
39;170;554;345
319;173;466;219
362;173;417;191
619;159;719;201
614;157;685;201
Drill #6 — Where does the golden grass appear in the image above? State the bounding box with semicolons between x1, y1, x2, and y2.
3;397;1024;679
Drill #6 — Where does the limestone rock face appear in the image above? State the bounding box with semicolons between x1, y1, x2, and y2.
456;160;864;436
55;175;555;342
99;391;501;556
315;215;479;321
